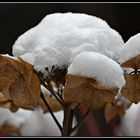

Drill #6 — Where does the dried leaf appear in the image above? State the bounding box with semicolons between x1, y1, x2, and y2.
121;54;140;69
121;73;140;103
116;106;125;117
105;103;117;123
64;74;118;109
0;95;18;112
105;94;131;123
105;103;125;123
30;72;41;108
0;122;21;136
121;54;140;104
0;55;40;110
39;94;62;113
0;102;18;113
0;93;10;102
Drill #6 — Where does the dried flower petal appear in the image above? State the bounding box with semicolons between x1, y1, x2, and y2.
121;73;140;103
121;54;140;69
0;122;21;136
0;95;18;112
64;74;118;109
0;55;40;110
105;103;125;123
105;103;117;123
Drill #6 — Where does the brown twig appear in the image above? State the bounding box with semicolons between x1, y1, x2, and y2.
72;103;81;112
70;108;90;135
41;82;64;106
40;91;62;133
62;103;73;136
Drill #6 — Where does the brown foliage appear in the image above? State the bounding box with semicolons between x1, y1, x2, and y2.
0;122;21;136
105;103;125;123
0;94;18;112
121;73;140;103
64;74;118;109
0;55;40;111
120;54;140;103
121;54;140;69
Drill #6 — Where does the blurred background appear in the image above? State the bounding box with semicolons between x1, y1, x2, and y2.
0;2;140;137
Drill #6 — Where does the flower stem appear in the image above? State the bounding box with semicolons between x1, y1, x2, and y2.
41;82;64;106
40;91;62;133
70;108;90;135
62;103;73;136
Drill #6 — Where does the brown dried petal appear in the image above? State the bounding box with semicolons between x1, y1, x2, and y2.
0;94;10;102
0;122;21;136
0;95;18;112
29;72;41;108
105;103;125;123
115;106;125;118
121;73;140;103
0;55;40;110
65;74;86;89
121;54;140;69
105;103;117;123
9;75;36;109
2;102;18;113
64;74;118;109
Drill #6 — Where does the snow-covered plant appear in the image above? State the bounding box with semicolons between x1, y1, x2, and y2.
0;12;139;136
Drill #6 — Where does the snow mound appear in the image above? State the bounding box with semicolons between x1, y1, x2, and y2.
119;33;140;64
12;12;124;71
68;52;125;89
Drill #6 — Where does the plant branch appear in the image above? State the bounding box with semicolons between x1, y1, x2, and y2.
40;91;62;133
34;69;64;106
70;108;90;135
41;82;64;106
56;84;64;101
62;103;73;136
72;103;81;112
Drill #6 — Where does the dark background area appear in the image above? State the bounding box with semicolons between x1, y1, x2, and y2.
0;3;140;55
0;3;139;136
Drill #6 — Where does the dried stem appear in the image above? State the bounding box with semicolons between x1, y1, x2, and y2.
36;68;90;136
129;68;140;75
70;108;90;135
34;70;63;105
72;103;81;112
56;84;64;101
62;103;73;136
41;82;64;106
40;91;62;133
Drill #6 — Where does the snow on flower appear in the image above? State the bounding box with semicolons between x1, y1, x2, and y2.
12;12;124;72
119;33;140;64
68;52;125;89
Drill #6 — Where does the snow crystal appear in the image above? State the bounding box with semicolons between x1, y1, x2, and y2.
119;33;140;64
68;52;125;88
12;12;124;71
